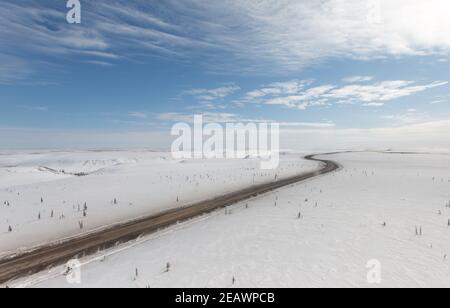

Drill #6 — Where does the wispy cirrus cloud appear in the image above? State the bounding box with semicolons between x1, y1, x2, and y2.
180;84;241;110
0;1;198;83
3;0;450;83
183;85;241;101
240;79;448;110
329;81;448;106
243;80;312;100
5;118;450;150
343;76;374;83
161;0;450;72
0;2;109;55
382;109;430;125
0;54;33;85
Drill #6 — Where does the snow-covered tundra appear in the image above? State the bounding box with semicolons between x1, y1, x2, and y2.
7;151;450;288
0;150;319;254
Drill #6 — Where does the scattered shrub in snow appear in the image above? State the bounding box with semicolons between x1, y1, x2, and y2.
415;226;423;236
165;262;171;273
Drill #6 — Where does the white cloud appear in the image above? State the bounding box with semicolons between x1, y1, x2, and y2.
277;119;450;151
79;51;120;59
430;95;450;104
187;102;228;111
343;76;374;83
327;81;448;105
0;2;109;55
243;80;312;100
0;1;194;83
97;3;179;31
4;0;450;77
163;0;450;71
184;85;241;101
85;60;114;67
0;54;33;85
382;110;429;125
430;100;444;105
5;119;450;151
242;79;448;109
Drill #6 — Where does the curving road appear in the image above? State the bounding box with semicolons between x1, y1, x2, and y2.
0;154;340;285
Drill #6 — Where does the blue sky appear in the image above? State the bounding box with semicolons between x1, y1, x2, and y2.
1;0;450;149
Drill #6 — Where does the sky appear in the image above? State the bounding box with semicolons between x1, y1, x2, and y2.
1;0;450;150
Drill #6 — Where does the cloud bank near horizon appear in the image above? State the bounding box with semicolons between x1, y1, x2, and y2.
3;119;450;151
